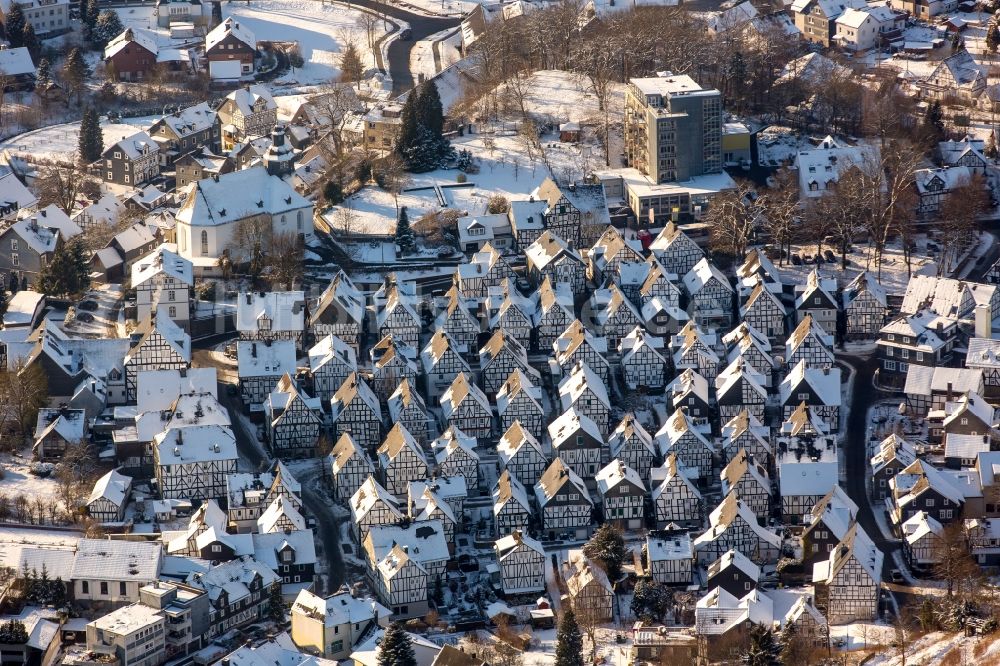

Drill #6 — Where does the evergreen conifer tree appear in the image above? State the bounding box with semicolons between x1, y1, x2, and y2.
21;21;39;63
83;0;99;41
417;79;444;138
78;107;103;164
339;42;364;85
35;57;51;90
377;623;416;666
395;92;419;161
63;47;89;104
923;100;946;146
989;23;1000;53
555;608;584;666
4;4;27;49
268;583;284;622
395;206;415;254
92;10;124;49
583;523;627;581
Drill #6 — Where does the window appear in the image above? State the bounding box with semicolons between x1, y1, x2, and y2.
120;582;127;595
884;360;896;371
926;498;935;507
961;418;969;426
900;349;909;359
169;306;177;318
114;152;121;159
168;290;176;301
107;172;113;180
916;352;924;362
886;346;894;357
100;582;108;595
82;581;89;594
201;230;208;256
797;392;810;401
212;544;222;553
9;240;16;252
744;582;751;591
12;253;19;267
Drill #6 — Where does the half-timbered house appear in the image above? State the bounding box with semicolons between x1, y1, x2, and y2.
779;362;842;432
440;373;494;440
587;225;644;284
154;424;238;501
786;314;836;370
801;486;859;569
596;460;646;529
535;458;595;540
237;339;297;407
652;453;704;528
649;222;704;277
493;469;532;537
433;429;480;490
264;373;322;458
374;278;421;349
683;258;734;330
565;556;614;621
479;330;539;395
739;281;787;343
409;487;458;546
311;271;364;351
843;271;888;340
494;531;546;598
552;320;610;382
86;469;132;523
525;231;587;292
672;322;721;382
363;521;447;594
421;330;471;401
387;378;430;444
722;323;776;387
486;279;537;348
456;243;514;297
889;458;966;526
794;269;839;335
497;369;545;441
609;413;656;484
329;433;376;503
331;372;384;451
720;450;772;521
693;493;781;565
497;421;549;488
558;362;611;435
966;337;1000;398
350;476;403;543
375;544;429;619
123;316;191;401
537;278;575;350
308;334;357;404
655;408;716;482
434;286;481;354
645;532;694;585
812;525;882;624
706;549;760;597
720;410;772;467
715;358;767;423
409;476;467;518
236;290;306;347
870;434;918;502
591;284;644;350
669;369;712;420
636;259;682;310
642;297;690;338
257;495;305;533
736;249;782;298
550;407;606;477
776;403;840;522
371;334;420;402
901;511;944;570
377;423;430;497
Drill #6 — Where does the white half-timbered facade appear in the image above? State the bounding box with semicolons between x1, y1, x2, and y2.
524;231;587;293
646;533;694;585
693;493;781;565
720;450;772;521
683;258;734;330
124;317;191;401
537;278;575;350
652;453;704;528
487;279;537;348
433;429;480;489
591;284;643;350
843;271;888;340
535;458;594;540
813;525;882;624
795;269;839;336
493;469;532;537
236;290;306;347
558;362;611;435
374;279;421;350
440;372;494;439
739;282;787;343
786;314;836;370
387;378;430;444
494;531;546;596
587;225;644;283
350;476;403;543
553;320;610;382
311;271;364;351
237;340;297;407
457;243;514;297
672;322;721;382
649;222;704;277
596;460;646;529
86;469;132;523
550;407;606;477
154;424;238;501
329;433;376;502
565;557;614;622
479;330;539;396
620;326;668;391
308;334;358;404
377;423;430;497
609;413;656;484
720;410;773;467
330;372;384;451
722;323;776;387
264;373;322;458
370;334;420;402
637;259;682;309
421;330;472;401
497;369;545;441
655;408;716;482
779;362;842;433
375;544;429;619
497;421;549;488
435;286;481;354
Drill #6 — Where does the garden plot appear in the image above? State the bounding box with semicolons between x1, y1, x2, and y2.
0;117;153;164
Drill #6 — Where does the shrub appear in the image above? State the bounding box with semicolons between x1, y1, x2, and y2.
456;173;467;183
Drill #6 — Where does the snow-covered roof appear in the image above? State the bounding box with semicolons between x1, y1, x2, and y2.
596;460;645;495
707;548;760;583
87;469;131;508
108;131;158;160
154;424;238;465
945;433;990;461
558;361;609;409
237;291;306;334
548;406;604;448
72;538;162;582
683;258;731;296
778;456;838;498
967;337;1000;369
534;458;590;506
237;339;297;378
646;533;693;562
835;5;896;28
105;28;158;59
790;0;865;18
901;510;943;546
0;172;36;210
152;101;217;139
177;167;310;227
779;361;841;407
206;17;256;51
794;137;876;198
131;244;193;287
9;217;57;254
257;496;306;533
291;589;389;629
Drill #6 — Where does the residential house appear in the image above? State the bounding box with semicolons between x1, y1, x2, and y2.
794;270;839;336
552;320;610;382
720;450;772;522
237;340;297;407
917;49;986;102
433;431;480;490
330;372;384;452
715;358;767;424
596;460;646;530
311;271;364;351
350;476;403;544
843;271;888;340
901;511;944;571
494;531;545;598
497;421;548;488
329;433;376;503
779;362;842;432
720;410;772;467
790;0;867;46
440;373;493;440
86;469;132;523
813;525;883;624
387;379;430;445
534;458;595;540
565;557;614;622
493;470;532;537
265;374;322;459
655;408;716;482
549;407;606;478
371;334;420;403
479;329;538;396
834;6;903;52
693;493;781;565
591;284;643;350
101;132;159;186
131;245;193;329
524;231;586;293
434;286;480;354
645;533;694;585
870;434;918;502
683;258;733;330
652;453;704;528
289;589;389;661
608;413;656;484
377;423;429;497
739;282;786;343
496;370;545;442
205;19;257;79
786;314;836;370
558;363;611;435
308;334;358;404
706;549;760;598
421;330;472;401
649;222;704;277
148;102;219;167
236;290;306;347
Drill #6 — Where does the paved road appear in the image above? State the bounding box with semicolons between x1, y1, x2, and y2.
838;353;901;582
191;345;345;594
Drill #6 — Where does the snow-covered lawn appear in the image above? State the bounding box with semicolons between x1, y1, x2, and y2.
0;117;153;164
0;453;66;508
224;0;372;85
390;0;478;17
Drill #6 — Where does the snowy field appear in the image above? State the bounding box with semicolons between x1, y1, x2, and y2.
389;0;478;17
0;526;81;568
224;0;371;85
325;70;622;235
0;117;154;164
0;455;63;507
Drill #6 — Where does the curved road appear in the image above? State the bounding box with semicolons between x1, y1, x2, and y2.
340;0;461;95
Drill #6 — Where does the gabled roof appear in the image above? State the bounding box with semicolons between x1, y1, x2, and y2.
844;271;887;308
440;372;491;419
236;291;306;334
558;361;609;410
309;334;357;374
131;244;193;287
291;589;389;629
596;460;645;495
105;28;158;59
87;469;132;508
534;458;591;506
707;548;760;583
548;406;604;447
683;258;732;296
609;412;655;458
493;469;531;513
377;423;427;465
207;17;256;52
178;167;309;227
497;421;546;465
778;361;841;407
331;372;381;418
720;449;770;497
695;493;780;548
652;453;703;502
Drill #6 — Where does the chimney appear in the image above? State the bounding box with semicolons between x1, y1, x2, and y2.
252;342;257;358
976;303;992;339
947;382;953;401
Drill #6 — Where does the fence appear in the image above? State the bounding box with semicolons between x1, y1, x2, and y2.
190;309;236;340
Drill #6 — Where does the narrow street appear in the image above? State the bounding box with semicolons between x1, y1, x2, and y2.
191;344;346;595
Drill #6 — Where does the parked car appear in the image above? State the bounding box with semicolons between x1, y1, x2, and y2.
824;249;836;263
791;254;802;266
890;569;903;583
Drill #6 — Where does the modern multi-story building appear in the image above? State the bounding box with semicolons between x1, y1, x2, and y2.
624;74;722;185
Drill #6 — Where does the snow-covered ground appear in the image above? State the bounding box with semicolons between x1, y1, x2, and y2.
225;0;370;85
0;117;154;164
0;453;67;509
389;0;477;17
0;526;81;568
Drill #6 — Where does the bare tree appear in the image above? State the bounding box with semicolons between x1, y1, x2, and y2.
938;172;989;275
356;13;380;52
761;169;800;266
35;165;99;214
934;521;985;599
6;360;48;446
268;232;304;290
706;180;763;260
311;84;363;158
375;154;409;215
230;215;272;284
336;202;358;235
572;24;620;166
